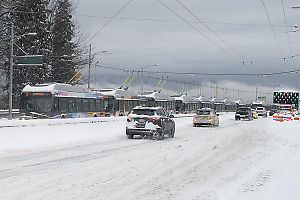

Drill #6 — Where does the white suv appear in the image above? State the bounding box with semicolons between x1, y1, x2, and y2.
256;107;267;117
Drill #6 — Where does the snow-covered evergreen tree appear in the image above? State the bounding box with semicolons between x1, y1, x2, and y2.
49;0;81;83
1;0;51;106
0;0;86;108
0;0;51;105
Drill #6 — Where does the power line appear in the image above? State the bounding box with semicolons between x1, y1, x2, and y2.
175;0;247;63
157;0;244;64
286;52;300;59
89;0;133;42
142;69;300;77
75;15;293;27
93;63;299;96
93;63;272;95
144;74;273;95
94;62;300;77
280;0;292;54
261;0;283;57
8;10;295;28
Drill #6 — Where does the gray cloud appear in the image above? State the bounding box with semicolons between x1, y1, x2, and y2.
73;0;300;99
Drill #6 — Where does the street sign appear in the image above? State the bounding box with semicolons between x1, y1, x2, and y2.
16;55;43;66
258;96;266;101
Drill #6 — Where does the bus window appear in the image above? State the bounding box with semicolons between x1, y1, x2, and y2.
68;98;76;113
59;98;67;113
89;99;96;111
83;99;89;112
22;95;53;114
96;99;103;112
76;99;83;112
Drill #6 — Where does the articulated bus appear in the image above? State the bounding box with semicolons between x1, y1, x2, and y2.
142;91;175;113
20;83;105;119
20;83;244;119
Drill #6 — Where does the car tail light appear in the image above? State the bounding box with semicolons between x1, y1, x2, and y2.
127;116;136;121
149;116;160;120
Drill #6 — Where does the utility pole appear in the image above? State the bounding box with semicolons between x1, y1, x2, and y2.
256;87;258;101
8;23;14;120
88;44;92;89
140;67;144;94
140;62;159;94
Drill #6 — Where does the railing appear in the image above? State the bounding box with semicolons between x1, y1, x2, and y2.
0;109;20;119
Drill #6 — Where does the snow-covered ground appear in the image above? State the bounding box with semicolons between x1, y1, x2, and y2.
0;113;299;200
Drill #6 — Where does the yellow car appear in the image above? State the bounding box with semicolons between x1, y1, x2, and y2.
193;108;219;127
251;109;258;119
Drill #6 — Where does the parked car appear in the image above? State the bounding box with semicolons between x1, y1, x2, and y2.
256;107;267;117
126;106;175;140
235;107;253;120
193;108;219;127
251;109;258;119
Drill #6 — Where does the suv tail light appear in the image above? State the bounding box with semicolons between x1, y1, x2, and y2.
149;116;160;120
127;116;136;122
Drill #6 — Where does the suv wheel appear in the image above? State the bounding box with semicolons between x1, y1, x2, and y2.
158;130;165;140
169;127;175;138
126;129;133;139
127;134;133;139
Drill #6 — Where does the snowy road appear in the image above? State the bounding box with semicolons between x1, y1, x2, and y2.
0;113;300;200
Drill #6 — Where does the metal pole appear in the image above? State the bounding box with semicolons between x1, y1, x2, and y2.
256;87;258;101
141;67;143;94
88;44;91;89
8;23;14;120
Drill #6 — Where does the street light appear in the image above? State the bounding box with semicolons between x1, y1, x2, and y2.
140;62;159;94
87;44;110;89
291;5;300;9
8;23;37;120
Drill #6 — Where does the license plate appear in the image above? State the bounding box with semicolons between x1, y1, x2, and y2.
136;123;145;128
139;119;145;123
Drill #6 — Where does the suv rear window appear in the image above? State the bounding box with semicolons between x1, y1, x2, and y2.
256;107;264;110
132;109;155;116
196;110;210;115
238;108;249;111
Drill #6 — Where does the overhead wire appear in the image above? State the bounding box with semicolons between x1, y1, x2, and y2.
8;10;296;28
93;63;295;95
156;0;243;64
89;0;133;42
142;69;300;76
143;74;273;95
261;0;283;57
280;0;292;54
175;0;247;63
94;63;300;77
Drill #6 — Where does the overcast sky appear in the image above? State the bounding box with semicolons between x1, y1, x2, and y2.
73;0;300;101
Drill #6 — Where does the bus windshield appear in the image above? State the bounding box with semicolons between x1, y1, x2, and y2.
22;95;53;114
